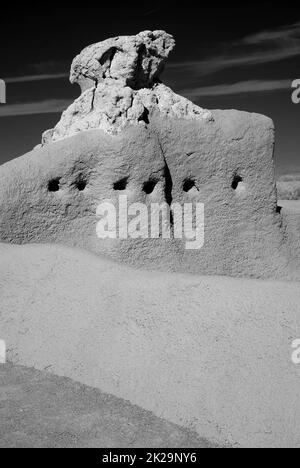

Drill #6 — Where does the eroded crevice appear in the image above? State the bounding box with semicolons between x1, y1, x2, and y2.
91;81;97;111
163;160;174;227
114;177;129;191
143;179;158;194
73;177;87;191
130;44;147;89
164;163;173;208
138;107;150;125
183;179;197;192
157;140;174;226
48;178;60;192
99;47;119;66
232;174;243;190
98;47;121;79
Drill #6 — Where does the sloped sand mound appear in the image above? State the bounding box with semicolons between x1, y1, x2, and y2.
1;242;300;448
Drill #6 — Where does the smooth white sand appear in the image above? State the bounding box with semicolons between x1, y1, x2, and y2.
1;242;300;447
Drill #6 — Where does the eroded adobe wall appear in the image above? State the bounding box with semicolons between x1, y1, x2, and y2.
154;110;296;279
0;115;298;280
0;30;299;280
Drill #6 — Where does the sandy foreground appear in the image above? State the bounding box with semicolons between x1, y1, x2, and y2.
1;241;300;447
0;363;214;448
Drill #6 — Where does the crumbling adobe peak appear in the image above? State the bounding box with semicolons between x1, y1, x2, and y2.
41;31;212;145
70;30;176;92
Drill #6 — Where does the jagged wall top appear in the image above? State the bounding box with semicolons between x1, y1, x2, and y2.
41;31;212;145
70;30;175;91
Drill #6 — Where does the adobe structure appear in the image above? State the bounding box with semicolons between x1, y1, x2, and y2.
0;30;299;280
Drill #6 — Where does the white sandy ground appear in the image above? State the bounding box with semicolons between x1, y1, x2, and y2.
1;242;300;448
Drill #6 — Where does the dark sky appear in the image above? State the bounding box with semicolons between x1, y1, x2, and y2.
0;1;300;175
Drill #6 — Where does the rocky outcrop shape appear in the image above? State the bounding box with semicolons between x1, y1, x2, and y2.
42;30;212;144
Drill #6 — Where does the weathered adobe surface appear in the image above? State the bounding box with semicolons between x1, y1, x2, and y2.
0;30;299;280
41;30;212;144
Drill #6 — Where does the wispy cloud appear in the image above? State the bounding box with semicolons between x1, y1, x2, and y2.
143;6;164;16
181;79;291;98
168;22;300;78
5;73;69;84
241;21;300;44
0;99;71;117
3;23;300;90
1;23;299;114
